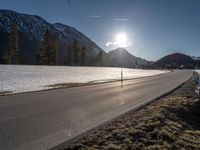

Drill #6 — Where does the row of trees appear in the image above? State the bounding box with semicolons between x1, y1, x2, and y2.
3;21;103;66
66;40;105;66
3;22;58;65
36;32;89;66
67;40;87;66
36;29;58;65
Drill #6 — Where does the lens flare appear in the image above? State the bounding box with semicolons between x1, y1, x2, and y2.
115;32;129;47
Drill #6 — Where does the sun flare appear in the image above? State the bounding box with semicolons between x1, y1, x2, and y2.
115;32;130;48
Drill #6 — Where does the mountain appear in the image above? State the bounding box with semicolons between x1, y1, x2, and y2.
53;23;103;57
191;56;200;61
154;53;195;69
105;48;153;68
0;9;103;64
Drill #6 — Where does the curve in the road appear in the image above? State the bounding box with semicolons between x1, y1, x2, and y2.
0;70;193;150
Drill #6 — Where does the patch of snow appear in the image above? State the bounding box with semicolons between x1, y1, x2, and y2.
195;70;200;83
194;70;200;95
196;70;200;74
192;56;200;61
0;65;169;94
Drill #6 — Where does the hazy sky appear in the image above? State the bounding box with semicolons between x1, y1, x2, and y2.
1;0;200;60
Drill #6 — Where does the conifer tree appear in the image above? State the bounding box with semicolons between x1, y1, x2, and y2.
48;33;57;65
37;29;49;65
37;44;45;65
63;46;67;65
37;29;57;65
98;50;104;66
67;45;73;65
80;46;86;66
73;39;80;65
7;22;19;64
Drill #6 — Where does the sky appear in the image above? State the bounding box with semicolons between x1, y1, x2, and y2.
0;0;200;61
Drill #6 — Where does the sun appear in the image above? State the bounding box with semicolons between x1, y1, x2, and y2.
115;32;128;48
105;32;132;48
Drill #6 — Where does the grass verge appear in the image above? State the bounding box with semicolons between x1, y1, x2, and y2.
48;83;87;88
0;91;12;96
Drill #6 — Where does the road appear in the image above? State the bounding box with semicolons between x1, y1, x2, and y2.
0;70;192;150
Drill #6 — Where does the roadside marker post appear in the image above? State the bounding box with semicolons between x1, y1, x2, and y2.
196;86;200;100
121;67;123;88
120;48;123;88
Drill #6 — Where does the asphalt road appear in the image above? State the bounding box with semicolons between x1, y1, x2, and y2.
0;70;192;150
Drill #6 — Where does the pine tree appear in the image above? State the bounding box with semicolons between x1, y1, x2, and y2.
98;50;104;66
73;39;80;65
37;29;57;65
37;29;49;65
63;46;67;65
135;58;138;68
37;41;47;65
67;45;73;65
19;54;29;64
7;22;19;64
37;43;47;65
80;46;86;66
48;33;57;65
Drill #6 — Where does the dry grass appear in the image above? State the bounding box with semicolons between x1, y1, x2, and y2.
48;83;87;88
0;91;12;96
59;73;200;150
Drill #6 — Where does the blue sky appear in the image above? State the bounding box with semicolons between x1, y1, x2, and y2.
1;0;200;60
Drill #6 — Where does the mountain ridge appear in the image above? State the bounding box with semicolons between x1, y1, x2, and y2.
0;9;103;64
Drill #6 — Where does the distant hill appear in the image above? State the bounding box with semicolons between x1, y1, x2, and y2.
154;53;195;69
191;56;200;61
105;48;153;68
0;9;104;64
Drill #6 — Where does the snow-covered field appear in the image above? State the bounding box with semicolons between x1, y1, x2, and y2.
0;65;168;94
196;70;200;74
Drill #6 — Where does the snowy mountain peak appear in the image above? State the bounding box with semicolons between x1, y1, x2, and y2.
191;56;200;61
53;23;77;32
0;9;55;40
0;9;104;62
